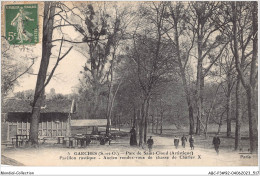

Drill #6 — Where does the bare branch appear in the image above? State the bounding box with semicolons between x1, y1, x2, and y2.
9;58;35;84
203;42;229;77
44;39;73;87
51;38;102;44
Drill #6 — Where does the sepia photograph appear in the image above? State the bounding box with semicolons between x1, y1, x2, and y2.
1;0;258;173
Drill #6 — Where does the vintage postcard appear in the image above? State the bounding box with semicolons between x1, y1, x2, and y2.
1;0;259;173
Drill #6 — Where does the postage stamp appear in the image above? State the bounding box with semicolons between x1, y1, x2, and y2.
5;4;38;45
1;1;259;175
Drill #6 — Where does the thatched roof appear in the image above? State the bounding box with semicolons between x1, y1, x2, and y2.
2;98;73;113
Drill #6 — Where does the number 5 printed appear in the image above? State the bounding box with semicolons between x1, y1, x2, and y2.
8;32;16;41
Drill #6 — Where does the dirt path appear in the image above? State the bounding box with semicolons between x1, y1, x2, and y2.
1;134;258;166
1;155;24;166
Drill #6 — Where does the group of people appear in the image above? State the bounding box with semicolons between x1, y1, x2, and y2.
129;127;221;154
174;135;194;150
174;134;220;154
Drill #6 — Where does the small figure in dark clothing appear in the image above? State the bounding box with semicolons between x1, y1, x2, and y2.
147;136;154;152
174;136;180;149
189;135;194;150
212;134;221;155
181;135;187;148
130;127;137;146
100;133;112;145
106;133;112;145
86;135;91;146
100;136;106;145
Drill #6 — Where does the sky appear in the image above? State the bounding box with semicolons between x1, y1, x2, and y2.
13;47;86;95
12;17;88;94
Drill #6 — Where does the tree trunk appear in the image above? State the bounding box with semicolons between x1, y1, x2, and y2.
235;78;242;150
133;109;136;128
115;116;117;129
200;76;205;133
247;87;258;153
160;111;163;135
130;118;132;129
136;110;139;132
143;97;150;143
152;115;154;133
106;67;122;135
156;117;158;134
91;83;100;118
205;114;209;139
173;16;195;135
144;114;147;143
29;93;44;146
29;2;55;145
195;21;203;135
196;60;203;135
139;99;146;146
188;103;195;135
226;88;232;137
118;115;121;131
106;85;112;135
247;1;258;153
105;70;113;134
217;110;225;134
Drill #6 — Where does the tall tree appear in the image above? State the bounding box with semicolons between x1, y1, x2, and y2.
29;2;57;145
164;2;196;134
78;3;125;122
189;2;229;134
231;1;258;152
104;6;132;135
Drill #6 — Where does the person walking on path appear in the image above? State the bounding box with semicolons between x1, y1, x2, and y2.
212;134;221;155
189;135;194;150
130;127;137;146
174;136;180;149
181;135;187;148
147;136;154;152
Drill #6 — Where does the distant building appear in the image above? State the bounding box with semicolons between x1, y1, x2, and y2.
70;119;108;135
47;88;56;99
1;98;76;142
